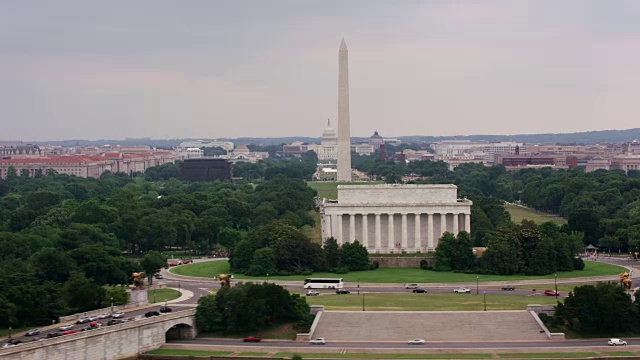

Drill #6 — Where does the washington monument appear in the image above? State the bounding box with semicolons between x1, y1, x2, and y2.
337;37;352;182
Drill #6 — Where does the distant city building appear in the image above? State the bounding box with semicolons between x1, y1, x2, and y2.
180;158;233;181
0;152;175;179
282;120;373;159
585;157;611;172
611;155;640;174
226;145;269;163
179;140;234;151
0;144;41;157
174;147;204;161
368;131;384;148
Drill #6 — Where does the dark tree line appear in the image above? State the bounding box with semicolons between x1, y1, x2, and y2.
430;221;584;276
547;283;640;335
229;221;374;276
0;164;319;328
195;282;312;334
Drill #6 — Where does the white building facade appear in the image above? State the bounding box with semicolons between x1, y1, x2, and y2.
320;184;472;254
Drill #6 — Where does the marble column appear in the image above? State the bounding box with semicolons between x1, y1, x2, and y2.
465;213;471;233
453;213;459;235
375;214;382;250
362;214;369;247
401;213;408;249
337;214;343;245
427;213;434;249
440;213;447;236
388;214;395;249
349;214;356;242
414;213;421;251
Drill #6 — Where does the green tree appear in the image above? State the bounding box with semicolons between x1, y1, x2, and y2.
140;251;168;285
247;247;277;276
341;241;370;271
434;232;474;271
323;237;342;269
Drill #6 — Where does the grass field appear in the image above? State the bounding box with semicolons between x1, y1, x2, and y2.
148;288;181;303
308;181;384;200
170;260;624;283
305;292;558;311
506;204;566;224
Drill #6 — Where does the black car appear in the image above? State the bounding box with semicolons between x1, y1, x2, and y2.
335;289;351;294
412;288;428;293
159;306;172;313
107;319;124;326
6;339;22;345
145;311;161;318
501;286;516;291
46;332;62;339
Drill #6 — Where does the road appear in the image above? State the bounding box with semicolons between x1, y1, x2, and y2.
3;256;631;348
169;338;624;349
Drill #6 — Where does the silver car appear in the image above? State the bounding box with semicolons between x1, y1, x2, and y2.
408;338;426;345
309;338;326;345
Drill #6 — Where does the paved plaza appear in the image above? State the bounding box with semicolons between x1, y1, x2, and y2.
313;310;548;342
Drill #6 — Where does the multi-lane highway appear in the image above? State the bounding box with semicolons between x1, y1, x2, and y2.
168;338;625;349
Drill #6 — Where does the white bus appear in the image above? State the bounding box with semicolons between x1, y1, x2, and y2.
303;278;344;289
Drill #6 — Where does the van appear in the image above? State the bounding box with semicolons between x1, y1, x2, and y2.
405;283;419;289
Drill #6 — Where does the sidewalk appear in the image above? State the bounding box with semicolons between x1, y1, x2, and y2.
165;287;194;304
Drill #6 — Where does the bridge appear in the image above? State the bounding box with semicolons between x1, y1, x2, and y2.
0;309;196;360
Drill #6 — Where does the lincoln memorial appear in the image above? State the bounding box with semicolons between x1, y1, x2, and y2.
320;184;472;253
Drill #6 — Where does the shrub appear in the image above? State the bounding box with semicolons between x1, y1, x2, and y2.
572;257;585;270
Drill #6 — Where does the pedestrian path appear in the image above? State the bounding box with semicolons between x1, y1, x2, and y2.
166;287;194;304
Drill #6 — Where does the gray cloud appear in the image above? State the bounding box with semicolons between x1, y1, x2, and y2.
1;1;639;140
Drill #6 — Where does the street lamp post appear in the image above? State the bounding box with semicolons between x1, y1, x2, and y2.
554;273;558;299
483;291;486;311
8;326;11;339
362;293;365;312
110;297;114;315
266;273;269;283
178;280;181;292
476;276;479;295
357;278;360;295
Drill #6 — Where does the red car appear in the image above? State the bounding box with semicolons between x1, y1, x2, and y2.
169;262;179;267
544;290;560;296
62;330;77;336
89;321;103;328
243;336;262;342
182;259;193;264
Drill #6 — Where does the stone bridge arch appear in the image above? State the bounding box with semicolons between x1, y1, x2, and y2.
163;314;197;340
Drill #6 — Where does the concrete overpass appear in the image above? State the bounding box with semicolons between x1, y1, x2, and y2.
0;309;196;360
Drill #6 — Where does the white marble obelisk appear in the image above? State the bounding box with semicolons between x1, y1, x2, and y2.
337;38;352;182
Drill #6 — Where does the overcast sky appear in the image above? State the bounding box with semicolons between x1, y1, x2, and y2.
1;1;639;141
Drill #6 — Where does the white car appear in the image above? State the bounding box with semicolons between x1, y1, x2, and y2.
608;338;627;346
1;343;16;349
408;338;426;345
96;313;110;319
306;290;320;296
405;283;419;289
453;287;471;294
111;312;125;319
59;324;74;331
310;338;326;345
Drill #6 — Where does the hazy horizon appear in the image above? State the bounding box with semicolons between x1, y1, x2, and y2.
2;1;640;141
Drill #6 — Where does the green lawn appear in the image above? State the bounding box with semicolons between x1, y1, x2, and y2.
308;181;383;200
506;204;566;224
305;293;558;311
275;354;492;359
148;288;181;303
170;260;624;283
